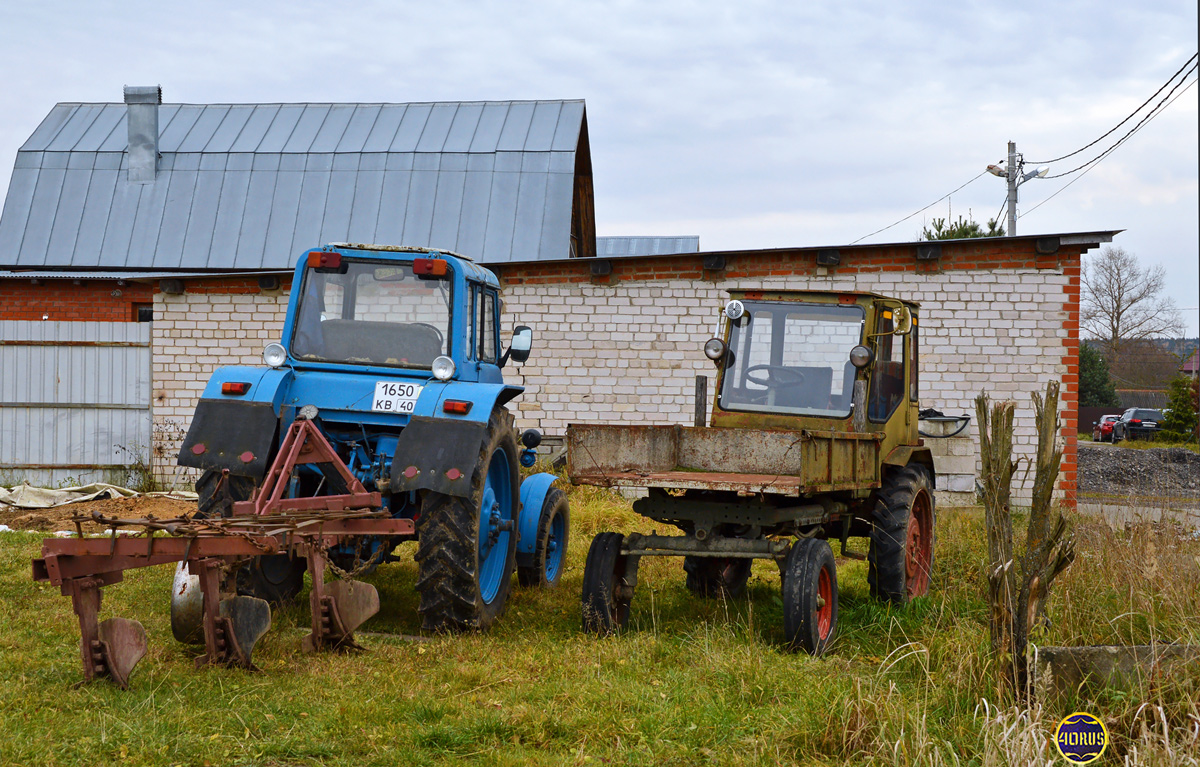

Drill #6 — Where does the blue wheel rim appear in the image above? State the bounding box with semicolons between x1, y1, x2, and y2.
544;509;565;582
477;446;512;604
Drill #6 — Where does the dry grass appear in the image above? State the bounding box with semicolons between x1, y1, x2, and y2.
0;482;1198;765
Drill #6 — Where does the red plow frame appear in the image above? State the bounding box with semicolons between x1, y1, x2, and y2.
32;418;415;688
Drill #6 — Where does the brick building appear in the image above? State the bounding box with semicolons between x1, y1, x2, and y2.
0;88;1115;503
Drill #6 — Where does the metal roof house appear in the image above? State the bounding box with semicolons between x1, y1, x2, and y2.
0;88;598;272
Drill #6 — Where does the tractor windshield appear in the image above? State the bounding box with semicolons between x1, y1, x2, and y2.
290;259;451;368
719;301;865;418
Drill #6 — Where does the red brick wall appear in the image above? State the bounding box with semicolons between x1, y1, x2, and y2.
0;280;154;322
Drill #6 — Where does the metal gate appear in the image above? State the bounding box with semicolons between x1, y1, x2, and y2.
0;321;151;488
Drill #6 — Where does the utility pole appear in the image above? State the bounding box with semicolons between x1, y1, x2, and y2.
1007;141;1018;237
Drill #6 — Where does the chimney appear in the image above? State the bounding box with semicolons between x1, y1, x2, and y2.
124;85;161;184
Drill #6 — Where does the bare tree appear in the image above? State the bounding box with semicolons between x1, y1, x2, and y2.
1082;246;1183;364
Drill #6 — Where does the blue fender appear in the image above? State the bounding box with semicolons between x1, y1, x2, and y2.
516;472;559;565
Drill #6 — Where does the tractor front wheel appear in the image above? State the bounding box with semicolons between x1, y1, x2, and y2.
581;532;634;635
414;409;519;632
868;464;935;604
192;469;306;605
782;538;838;655
517;487;570;588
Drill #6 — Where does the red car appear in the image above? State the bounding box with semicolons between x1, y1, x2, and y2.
1092;414;1119;442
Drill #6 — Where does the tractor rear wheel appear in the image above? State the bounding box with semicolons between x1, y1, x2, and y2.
867;464;935;604
414;408;519;632
192;470;306;605
782;538;838;655
683;556;752;598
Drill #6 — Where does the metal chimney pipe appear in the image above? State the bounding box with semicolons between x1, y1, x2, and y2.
123;85;161;184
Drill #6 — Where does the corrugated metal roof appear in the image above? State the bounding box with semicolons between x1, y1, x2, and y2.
0;100;589;270
596;236;700;257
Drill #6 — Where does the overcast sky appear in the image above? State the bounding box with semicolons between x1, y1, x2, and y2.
2;1;1197;334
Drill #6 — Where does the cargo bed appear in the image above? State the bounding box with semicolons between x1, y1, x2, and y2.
567;424;884;497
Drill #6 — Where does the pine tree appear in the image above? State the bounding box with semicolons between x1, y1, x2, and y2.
1079;343;1120;408
1161;375;1199;440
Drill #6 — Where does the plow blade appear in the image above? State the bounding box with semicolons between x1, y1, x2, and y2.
170;562;204;644
219;596;272;667
305;579;379;652
95;617;147;689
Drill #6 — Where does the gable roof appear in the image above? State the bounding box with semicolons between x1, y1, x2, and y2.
0;99;595;270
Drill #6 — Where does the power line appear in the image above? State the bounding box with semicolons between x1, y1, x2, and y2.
1027;52;1198;165
1019;75;1197;219
1042;61;1197;179
849;171;986;244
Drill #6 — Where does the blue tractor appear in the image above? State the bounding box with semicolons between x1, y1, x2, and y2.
172;243;568;635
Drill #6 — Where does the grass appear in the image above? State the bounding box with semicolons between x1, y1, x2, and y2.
1;484;1198;765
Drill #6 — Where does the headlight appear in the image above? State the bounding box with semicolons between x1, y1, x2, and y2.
431;356;456;381
263;343;287;368
703;338;727;361
724;300;745;320
849;345;873;369
298;404;319;421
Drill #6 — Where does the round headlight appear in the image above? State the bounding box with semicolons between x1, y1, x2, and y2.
298;404;319;421
431;355;456;381
263;342;287;368
703;338;727;361
849;345;873;369
724;300;745;320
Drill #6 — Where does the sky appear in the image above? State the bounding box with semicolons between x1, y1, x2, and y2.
2;1;1197;335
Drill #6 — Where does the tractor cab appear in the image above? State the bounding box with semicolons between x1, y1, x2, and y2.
707;290;920;447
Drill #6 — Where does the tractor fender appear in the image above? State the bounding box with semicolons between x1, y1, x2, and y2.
415;382;524;423
881;445;936;487
177;367;293;480
516;473;559;565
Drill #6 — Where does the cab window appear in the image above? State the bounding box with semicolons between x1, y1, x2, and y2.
868;309;906;422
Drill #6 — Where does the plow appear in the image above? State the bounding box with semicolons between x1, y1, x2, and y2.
35;419;415;688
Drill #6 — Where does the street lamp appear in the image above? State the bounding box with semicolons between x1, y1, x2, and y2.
988;142;1048;236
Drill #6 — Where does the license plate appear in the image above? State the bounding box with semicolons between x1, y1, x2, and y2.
1143;422;1156;428
372;381;422;413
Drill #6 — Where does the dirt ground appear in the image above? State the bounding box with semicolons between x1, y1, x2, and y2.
0;495;198;533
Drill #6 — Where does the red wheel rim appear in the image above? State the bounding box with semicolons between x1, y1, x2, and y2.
816;566;832;639
905;489;933;597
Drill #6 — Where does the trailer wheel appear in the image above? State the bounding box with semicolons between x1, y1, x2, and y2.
415;408;519;632
517;488;570;588
782;538;838;655
581;532;634;635
683;556;752;598
192;470;306;605
868;464;935;604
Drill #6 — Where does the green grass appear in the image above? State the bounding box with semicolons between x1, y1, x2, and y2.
1;486;1197;765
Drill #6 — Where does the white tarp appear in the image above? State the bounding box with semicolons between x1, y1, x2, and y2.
0;482;197;510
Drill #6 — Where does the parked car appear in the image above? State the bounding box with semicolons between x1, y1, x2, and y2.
1112;408;1164;442
1091;414;1120;442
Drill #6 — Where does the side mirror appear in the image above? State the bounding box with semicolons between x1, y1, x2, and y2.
892;306;912;335
503;325;533;366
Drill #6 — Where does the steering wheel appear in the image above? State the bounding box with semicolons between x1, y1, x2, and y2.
745;365;807;388
411;322;445;347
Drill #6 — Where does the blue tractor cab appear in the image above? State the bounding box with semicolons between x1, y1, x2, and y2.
175;243;567;634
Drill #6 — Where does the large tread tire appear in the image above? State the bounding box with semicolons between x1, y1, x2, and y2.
868;464;936;605
414;408;519;632
517;487;570;588
191;470;305;606
683;556;753;598
581;532;633;636
782;538;838;655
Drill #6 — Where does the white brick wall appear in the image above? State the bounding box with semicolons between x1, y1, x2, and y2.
501;269;1071;503
151;287;290;485
149;268;1072;503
